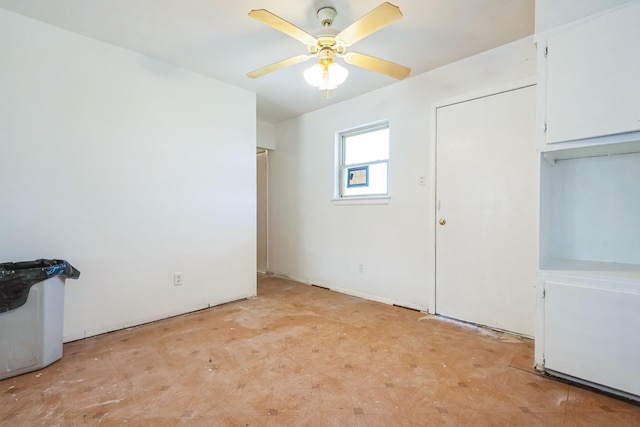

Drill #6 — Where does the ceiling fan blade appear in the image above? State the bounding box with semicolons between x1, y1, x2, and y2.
344;52;411;80
247;55;311;79
336;2;403;46
249;9;317;46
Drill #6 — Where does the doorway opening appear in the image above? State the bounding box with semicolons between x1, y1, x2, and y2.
257;149;268;274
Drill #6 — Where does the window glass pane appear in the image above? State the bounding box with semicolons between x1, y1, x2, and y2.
344;127;389;165
342;162;387;196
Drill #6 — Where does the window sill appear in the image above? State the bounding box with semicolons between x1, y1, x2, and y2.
331;196;390;206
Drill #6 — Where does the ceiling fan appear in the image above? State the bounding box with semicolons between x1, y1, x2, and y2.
247;2;411;98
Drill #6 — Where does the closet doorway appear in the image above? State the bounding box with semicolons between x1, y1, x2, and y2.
257;150;268;273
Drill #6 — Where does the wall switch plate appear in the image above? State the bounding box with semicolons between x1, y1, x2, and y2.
174;272;183;286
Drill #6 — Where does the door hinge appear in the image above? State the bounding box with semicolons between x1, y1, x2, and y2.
543;122;547;133
544;46;548;58
542;289;546;298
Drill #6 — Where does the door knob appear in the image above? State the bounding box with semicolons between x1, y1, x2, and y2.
439;218;446;226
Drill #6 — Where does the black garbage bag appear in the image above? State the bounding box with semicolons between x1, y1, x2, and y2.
0;259;80;313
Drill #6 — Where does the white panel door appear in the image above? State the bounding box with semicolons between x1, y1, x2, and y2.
435;86;537;336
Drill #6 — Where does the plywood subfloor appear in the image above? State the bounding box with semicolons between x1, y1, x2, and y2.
1;275;639;426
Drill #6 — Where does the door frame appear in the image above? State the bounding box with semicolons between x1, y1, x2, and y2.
427;77;538;315
257;149;269;274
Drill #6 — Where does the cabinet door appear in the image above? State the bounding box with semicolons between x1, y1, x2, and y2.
545;1;640;144
544;279;640;398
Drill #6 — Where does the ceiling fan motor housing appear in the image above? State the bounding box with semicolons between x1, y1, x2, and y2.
317;7;337;27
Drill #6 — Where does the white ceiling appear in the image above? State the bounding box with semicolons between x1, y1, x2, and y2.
0;0;535;123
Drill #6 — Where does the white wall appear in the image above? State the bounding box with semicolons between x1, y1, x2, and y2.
535;0;634;33
257;120;276;150
269;37;536;310
0;9;257;341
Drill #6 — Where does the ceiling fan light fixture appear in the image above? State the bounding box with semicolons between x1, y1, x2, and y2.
318;74;336;91
320;88;336;100
304;61;349;98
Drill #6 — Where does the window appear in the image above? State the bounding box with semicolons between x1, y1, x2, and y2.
338;122;389;198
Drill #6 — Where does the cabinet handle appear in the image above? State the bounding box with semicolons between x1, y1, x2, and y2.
438;218;447;226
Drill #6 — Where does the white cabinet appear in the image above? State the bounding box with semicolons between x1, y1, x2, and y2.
542;276;640;399
536;1;640;402
541;0;640;145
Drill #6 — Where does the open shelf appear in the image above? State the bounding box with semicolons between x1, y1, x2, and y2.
540;258;640;282
539;150;640;278
541;138;640;164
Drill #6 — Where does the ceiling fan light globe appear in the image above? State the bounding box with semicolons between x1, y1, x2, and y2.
318;76;337;91
327;62;348;86
304;63;324;87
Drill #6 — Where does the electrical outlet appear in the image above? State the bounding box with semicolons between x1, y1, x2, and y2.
174;272;183;286
359;263;364;273
418;175;426;186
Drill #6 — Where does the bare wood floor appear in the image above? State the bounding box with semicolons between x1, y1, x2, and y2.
1;275;639;426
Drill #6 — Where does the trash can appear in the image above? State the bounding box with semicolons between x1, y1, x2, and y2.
0;259;80;380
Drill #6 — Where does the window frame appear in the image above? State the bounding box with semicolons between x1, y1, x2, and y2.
336;121;390;201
